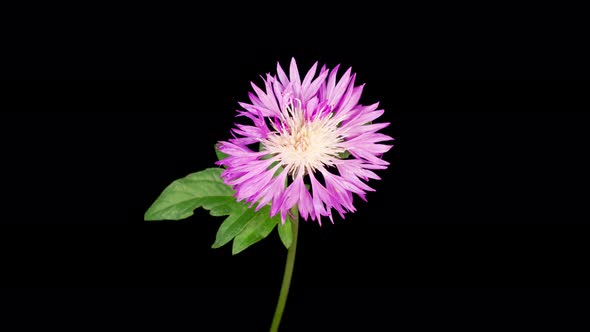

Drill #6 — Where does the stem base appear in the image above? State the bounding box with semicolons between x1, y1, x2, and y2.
270;209;299;332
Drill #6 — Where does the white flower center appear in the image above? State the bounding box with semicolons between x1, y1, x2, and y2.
262;100;345;177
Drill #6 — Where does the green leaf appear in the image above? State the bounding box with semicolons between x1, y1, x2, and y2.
277;218;293;249
144;168;235;221
215;143;229;162
145;167;285;254
232;206;280;255
211;206;256;248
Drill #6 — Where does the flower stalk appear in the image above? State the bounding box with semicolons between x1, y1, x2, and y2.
270;207;299;332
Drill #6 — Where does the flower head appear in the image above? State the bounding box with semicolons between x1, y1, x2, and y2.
217;58;393;225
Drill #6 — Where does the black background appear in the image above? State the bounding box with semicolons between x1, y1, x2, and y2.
2;4;589;332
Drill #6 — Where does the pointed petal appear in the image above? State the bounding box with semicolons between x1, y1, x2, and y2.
329;68;353;106
301;61;318;91
325;64;340;101
277;61;289;86
289;58;301;97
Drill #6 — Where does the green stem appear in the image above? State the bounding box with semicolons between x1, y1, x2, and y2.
270;208;299;332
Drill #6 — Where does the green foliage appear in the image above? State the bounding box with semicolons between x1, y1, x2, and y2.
277;218;293;249
145;161;292;254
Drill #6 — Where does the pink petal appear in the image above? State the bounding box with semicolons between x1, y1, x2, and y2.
289;58;301;97
276;61;289;87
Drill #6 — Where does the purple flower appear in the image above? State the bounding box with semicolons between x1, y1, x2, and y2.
217;58;393;225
